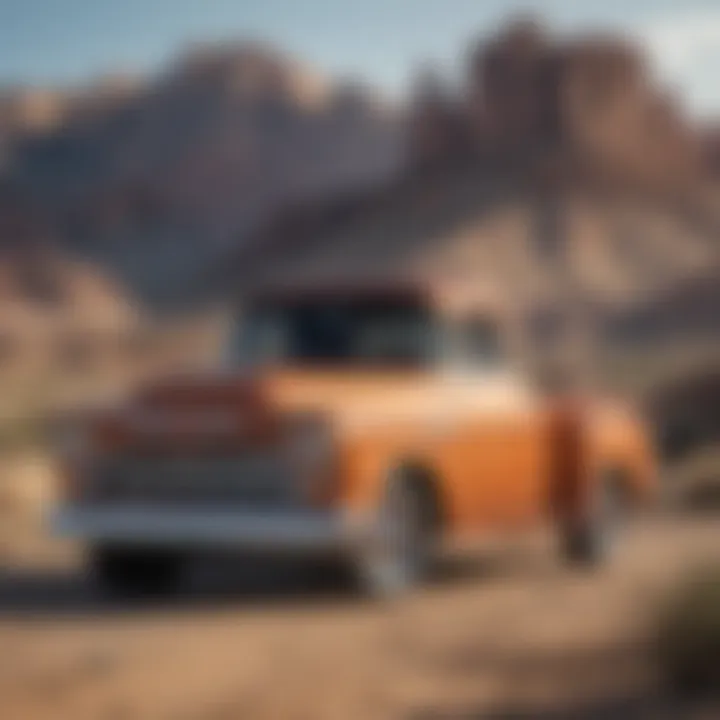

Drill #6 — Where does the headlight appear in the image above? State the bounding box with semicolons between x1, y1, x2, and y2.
284;416;333;470
282;415;336;501
53;419;98;503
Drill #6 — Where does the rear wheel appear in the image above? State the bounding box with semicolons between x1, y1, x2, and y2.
561;472;629;566
90;546;185;598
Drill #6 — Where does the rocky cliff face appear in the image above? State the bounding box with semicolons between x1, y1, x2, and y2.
409;19;704;194
0;43;401;307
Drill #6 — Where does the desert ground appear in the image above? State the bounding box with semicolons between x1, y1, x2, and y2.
0;493;719;720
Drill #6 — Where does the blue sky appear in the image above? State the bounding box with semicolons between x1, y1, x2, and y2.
1;0;719;116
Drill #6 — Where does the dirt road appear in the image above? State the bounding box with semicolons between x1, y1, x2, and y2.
0;516;718;720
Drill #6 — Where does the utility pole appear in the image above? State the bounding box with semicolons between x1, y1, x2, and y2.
532;158;595;393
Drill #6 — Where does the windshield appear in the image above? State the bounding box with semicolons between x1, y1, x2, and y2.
229;297;435;368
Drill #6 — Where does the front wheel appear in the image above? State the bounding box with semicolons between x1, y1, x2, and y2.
90;546;185;598
357;477;434;597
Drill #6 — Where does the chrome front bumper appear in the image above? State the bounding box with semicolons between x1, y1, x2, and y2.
51;505;370;555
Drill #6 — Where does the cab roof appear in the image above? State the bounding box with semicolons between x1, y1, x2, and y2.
239;271;507;317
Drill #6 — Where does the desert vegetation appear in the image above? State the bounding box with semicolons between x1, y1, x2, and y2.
656;564;720;697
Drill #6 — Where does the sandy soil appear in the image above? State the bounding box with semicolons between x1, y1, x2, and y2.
0;515;718;720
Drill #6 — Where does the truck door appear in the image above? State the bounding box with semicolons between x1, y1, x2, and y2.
447;316;550;528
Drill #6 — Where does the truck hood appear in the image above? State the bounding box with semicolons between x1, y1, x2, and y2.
104;368;437;450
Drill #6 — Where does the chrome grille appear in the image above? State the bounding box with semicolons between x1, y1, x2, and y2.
92;453;294;507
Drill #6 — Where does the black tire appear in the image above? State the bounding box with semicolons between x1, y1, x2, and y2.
357;475;435;597
90;546;185;598
561;472;628;567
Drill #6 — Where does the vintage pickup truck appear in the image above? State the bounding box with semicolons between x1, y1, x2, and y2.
52;277;656;595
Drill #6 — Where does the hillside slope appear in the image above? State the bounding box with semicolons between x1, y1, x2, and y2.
229;167;719;357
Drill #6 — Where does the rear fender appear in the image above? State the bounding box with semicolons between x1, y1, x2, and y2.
549;400;656;525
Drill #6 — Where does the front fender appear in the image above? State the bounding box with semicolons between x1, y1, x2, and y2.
333;425;444;517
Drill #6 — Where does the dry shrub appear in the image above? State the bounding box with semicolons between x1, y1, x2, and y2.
683;478;720;511
656;565;720;697
667;445;720;512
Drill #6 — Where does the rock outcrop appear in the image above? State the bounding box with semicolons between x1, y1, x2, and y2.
409;19;703;194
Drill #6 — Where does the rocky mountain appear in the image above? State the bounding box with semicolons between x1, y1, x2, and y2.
0;43;401;307
230;20;720;359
